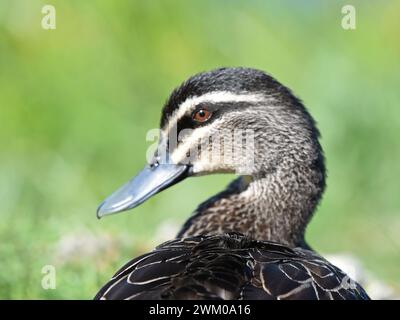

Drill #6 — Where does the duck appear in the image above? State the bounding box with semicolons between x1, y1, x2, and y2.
94;67;370;300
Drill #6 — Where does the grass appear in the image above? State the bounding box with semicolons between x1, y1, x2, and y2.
0;0;399;299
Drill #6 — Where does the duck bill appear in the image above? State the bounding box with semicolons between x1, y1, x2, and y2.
97;163;190;218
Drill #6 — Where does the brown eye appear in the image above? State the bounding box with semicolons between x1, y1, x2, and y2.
193;108;212;122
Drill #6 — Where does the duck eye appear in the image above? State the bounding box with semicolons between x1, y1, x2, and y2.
193;108;212;123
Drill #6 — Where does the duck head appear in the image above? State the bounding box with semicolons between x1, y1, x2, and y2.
97;67;325;219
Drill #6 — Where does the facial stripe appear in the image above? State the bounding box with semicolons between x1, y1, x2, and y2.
170;118;224;164
163;91;266;134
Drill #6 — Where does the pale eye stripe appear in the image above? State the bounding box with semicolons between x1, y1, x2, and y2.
164;91;266;133
170;118;224;164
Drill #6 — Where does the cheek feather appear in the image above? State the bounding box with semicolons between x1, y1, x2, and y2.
170;120;223;165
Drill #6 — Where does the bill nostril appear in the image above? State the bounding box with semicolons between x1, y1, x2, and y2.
150;159;160;169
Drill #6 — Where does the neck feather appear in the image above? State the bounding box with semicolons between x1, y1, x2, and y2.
177;157;325;248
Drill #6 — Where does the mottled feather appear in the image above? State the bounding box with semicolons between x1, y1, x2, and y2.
95;233;369;300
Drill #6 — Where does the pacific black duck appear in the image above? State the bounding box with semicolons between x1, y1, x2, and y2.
95;67;369;300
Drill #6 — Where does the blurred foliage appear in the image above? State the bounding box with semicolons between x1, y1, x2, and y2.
0;0;399;299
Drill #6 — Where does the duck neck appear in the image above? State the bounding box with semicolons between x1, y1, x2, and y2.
178;159;325;248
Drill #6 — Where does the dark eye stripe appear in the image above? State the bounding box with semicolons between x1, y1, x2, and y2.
162;101;259;153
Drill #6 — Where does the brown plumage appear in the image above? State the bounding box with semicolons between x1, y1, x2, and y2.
95;68;370;300
95;233;368;300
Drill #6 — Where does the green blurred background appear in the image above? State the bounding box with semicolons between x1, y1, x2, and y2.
0;0;399;299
